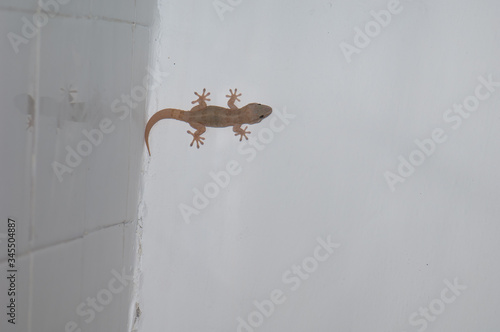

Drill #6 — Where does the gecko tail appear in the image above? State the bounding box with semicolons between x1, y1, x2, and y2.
144;108;183;156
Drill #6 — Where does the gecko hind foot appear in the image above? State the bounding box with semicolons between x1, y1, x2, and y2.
187;130;205;148
192;88;211;105
234;126;251;141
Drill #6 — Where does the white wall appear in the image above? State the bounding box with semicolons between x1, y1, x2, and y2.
0;1;156;331
141;0;500;331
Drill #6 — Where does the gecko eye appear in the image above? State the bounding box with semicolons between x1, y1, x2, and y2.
259;115;264;119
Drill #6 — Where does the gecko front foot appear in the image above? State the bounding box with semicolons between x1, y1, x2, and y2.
187;130;205;148
226;88;242;110
233;126;251;141
226;88;242;102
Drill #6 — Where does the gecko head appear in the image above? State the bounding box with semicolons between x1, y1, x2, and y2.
244;103;272;124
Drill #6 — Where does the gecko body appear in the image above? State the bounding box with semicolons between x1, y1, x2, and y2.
145;89;272;155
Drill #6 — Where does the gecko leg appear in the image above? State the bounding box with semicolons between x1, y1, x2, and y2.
233;125;251;141
226;88;242;110
187;123;206;148
191;88;211;111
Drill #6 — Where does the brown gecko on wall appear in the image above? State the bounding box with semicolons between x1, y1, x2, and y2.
145;89;272;155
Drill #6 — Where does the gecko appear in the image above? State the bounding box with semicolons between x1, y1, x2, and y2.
144;88;272;155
